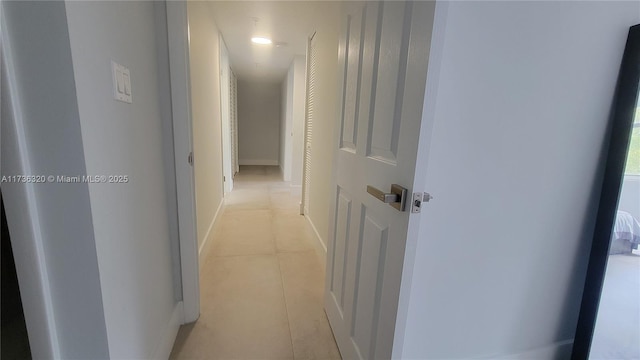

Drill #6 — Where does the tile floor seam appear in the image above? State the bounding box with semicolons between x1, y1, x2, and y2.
275;253;298;360
271;187;300;359
270;190;297;358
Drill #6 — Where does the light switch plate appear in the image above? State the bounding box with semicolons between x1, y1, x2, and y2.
112;61;132;103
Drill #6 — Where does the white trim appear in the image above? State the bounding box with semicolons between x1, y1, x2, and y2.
392;2;446;358
239;159;279;166
1;9;60;358
303;214;327;262
166;0;200;324
219;35;233;194
151;302;183;360
198;198;224;256
474;340;574;359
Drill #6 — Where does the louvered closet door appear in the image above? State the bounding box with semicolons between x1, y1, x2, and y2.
302;33;317;214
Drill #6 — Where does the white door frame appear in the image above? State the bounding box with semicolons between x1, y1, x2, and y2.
1;13;60;356
389;2;448;357
166;1;200;324
219;36;233;193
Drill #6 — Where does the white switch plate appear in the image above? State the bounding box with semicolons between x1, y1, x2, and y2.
112;61;132;103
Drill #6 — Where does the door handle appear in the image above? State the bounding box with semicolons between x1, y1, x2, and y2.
366;184;408;212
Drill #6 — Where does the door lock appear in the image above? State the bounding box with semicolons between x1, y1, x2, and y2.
411;192;433;213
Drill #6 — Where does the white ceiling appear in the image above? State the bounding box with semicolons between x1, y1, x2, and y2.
208;1;340;83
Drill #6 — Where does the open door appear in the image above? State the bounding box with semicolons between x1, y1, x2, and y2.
325;1;436;359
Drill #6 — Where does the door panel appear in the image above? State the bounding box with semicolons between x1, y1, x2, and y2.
325;1;436;359
352;209;388;360
340;6;365;152
330;188;353;313
369;2;411;163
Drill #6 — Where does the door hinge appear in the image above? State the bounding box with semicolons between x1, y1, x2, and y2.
411;192;433;213
188;152;194;166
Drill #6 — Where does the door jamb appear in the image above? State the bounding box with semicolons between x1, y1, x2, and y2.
166;0;200;324
389;2;446;358
219;35;233;194
0;13;60;356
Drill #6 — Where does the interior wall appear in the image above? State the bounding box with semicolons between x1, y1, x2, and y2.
305;10;341;249
237;80;282;166
399;1;640;359
187;1;225;250
1;2;110;357
291;55;307;188
64;1;177;357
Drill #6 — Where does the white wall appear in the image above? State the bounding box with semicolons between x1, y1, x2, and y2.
187;1;225;251
237;81;282;166
291;56;307;187
2;2;110;358
399;2;640;359
64;1;178;357
305;11;341;249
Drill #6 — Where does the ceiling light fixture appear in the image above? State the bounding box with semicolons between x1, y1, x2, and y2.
251;37;272;45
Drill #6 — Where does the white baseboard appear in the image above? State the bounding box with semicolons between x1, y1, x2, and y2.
152;301;183;359
198;198;224;256
475;339;573;359
304;215;327;269
239;159;279;166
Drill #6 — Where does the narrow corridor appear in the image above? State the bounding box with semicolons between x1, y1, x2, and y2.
170;166;341;360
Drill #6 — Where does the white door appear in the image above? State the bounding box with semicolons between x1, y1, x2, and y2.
325;1;435;359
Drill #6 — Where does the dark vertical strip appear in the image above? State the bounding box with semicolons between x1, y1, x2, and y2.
572;24;640;360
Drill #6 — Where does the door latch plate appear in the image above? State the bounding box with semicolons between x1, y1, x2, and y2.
411;192;433;213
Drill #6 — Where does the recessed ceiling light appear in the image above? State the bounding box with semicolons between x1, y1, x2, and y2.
251;37;272;45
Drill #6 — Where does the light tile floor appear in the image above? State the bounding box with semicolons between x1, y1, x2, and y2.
170;166;341;360
589;252;640;359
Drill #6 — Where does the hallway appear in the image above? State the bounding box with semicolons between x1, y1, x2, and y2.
170;166;341;360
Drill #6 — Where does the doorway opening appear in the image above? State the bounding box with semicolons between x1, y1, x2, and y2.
169;1;342;358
